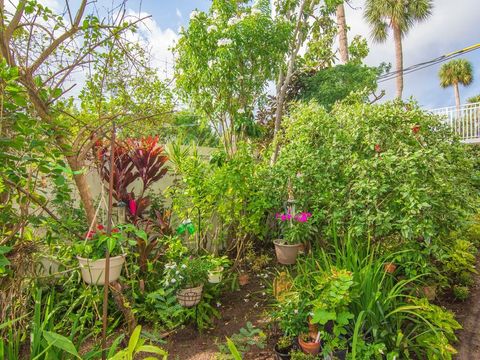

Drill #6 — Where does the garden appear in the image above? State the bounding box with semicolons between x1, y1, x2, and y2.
1;0;480;359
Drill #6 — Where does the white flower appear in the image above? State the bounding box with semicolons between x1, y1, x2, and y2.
262;292;266;296
181;264;187;269
207;25;217;33
237;108;245;114
212;11;220;19
208;60;214;68
227;17;240;26
190;10;199;20
170;278;176;283
216;302;222;307
294;309;299;314
175;270;180;275
251;8;262;16
244;298;249;302
217;38;233;46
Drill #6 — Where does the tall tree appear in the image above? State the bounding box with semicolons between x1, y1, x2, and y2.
364;0;432;99
439;59;473;111
0;0;166;225
336;2;349;63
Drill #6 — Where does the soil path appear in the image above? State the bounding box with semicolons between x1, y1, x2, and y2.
163;272;276;360
453;257;480;359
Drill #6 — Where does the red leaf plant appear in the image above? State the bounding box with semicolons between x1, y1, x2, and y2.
95;136;169;222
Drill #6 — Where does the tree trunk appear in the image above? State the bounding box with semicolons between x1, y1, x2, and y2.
393;23;404;99
66;155;96;226
454;82;461;112
336;3;349;64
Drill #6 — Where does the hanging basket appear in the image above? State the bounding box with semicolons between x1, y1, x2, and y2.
176;284;204;307
77;254;126;285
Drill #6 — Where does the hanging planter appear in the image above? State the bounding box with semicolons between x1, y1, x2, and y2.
208;266;224;283
177;284;204;307
77;254;126;285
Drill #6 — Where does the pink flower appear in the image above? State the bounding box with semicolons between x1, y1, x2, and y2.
129;199;137;216
281;214;287;221
97;224;105;231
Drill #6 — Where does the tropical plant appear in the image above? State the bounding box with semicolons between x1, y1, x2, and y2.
108;325;167;360
439;59;474;111
467;94;480;103
96;136;169;222
364;0;433;98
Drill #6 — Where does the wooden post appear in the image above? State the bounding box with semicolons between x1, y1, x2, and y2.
102;122;116;359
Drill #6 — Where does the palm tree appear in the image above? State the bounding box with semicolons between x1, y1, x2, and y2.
364;0;433;99
439;59;473;111
337;2;349;63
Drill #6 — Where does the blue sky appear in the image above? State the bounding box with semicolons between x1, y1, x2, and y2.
44;0;480;109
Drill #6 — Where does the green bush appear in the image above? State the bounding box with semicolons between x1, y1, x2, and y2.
265;100;477;245
453;285;470;301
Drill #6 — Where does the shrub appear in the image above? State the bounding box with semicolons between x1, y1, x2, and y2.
265;100;477;245
453;285;470;301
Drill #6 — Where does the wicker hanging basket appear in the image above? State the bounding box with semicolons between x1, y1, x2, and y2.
176;284;204;307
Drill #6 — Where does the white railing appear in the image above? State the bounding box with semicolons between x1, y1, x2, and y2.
430;102;480;143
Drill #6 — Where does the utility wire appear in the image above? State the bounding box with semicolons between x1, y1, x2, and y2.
377;43;480;83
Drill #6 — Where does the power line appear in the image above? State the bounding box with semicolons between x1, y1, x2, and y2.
377;43;480;83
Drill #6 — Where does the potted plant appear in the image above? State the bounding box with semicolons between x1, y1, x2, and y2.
274;211;314;265
164;256;209;307
206;255;230;284
274;335;294;360
75;224;131;285
298;333;321;355
238;269;250;286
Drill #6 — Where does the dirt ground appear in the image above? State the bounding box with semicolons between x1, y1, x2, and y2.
447;257;480;359
163;272;277;360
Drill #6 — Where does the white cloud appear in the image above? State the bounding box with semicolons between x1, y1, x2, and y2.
344;0;480;108
125;10;178;79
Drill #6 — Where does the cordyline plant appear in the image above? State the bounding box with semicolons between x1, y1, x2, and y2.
95;136;168;222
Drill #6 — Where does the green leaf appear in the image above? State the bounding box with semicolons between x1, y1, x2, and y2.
128;326;142;354
311;309;336;325
226;338;242;360
43;331;80;358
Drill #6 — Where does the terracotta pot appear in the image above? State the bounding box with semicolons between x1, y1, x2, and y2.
177;284;204;307
422;285;437;301
384;262;397;274
239;273;250;286
274;240;301;265
77;255;125;285
208;266;224;284
298;335;321;355
274;344;292;360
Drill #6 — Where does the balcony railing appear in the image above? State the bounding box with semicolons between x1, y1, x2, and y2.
430;102;480;143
